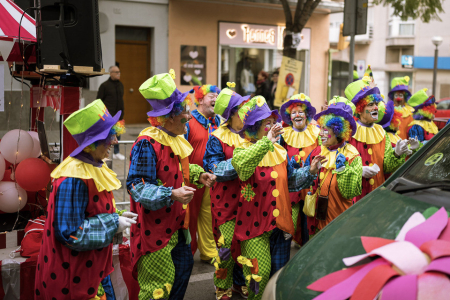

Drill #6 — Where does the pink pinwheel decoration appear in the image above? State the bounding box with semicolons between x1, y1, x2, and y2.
307;207;450;300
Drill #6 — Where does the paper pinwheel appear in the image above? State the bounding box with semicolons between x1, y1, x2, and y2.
308;207;450;300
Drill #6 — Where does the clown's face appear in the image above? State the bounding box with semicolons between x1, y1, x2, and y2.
319;126;338;147
360;101;379;125
290;106;307;131
230;111;244;131
91;134;118;162
199;92;218;117
394;92;406;107
171;105;192;135
257;117;277;140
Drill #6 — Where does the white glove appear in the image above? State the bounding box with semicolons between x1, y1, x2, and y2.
117;216;137;233
394;139;409;156
408;136;420;150
362;166;378;178
121;211;138;220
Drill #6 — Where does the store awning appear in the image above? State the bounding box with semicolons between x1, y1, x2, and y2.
0;0;36;42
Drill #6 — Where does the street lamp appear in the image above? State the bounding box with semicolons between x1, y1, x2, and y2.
432;36;443;96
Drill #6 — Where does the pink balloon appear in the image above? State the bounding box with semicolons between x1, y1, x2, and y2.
0;154;5;181
0;130;33;164
0;182;27;213
27;131;41;158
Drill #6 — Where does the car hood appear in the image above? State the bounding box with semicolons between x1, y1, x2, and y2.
275;188;439;299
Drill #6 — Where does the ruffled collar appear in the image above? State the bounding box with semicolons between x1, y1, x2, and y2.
408;120;439;134
51;156;121;192
387;131;401;145
241;140;287;167
139;126;193;159
397;104;414;118
353;123;385;144
212;123;245;148
320;143;359;169
192;109;221;129
282;124;320;149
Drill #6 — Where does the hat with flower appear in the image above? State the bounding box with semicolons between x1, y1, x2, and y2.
408;88;435;110
280;93;316;125
214;82;250;120
139;70;190;117
345;76;381;106
314;96;357;136
238;96;281;132
64;99;121;157
388;76;412;101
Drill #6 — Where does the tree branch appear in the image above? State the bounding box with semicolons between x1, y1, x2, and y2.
293;0;304;26
280;0;293;29
297;0;322;31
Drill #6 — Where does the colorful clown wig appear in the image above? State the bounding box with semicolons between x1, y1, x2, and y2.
84;120;126;153
317;114;353;142
283;102;312;126
242;112;279;141
147;97;193;127
414;102;437;120
229;99;250;120
190;85;220;107
354;94;383;118
388;107;403;132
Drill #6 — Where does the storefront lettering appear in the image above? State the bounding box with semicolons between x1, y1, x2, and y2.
241;24;275;45
183;63;204;68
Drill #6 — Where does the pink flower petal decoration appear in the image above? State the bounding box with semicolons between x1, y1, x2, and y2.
307;264;366;292
405;207;448;248
396;212;426;242
425;256;450;275
343;241;428;275
312;259;388;300
417;272;450;300
420;240;450;260
361;236;395;253
350;264;399;300
380;275;417;300
438;218;450;242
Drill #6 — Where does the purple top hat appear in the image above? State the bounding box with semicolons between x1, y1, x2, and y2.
280;96;316;125
377;100;395;129
238;96;281;138
146;89;190;117
214;88;250;121
388;85;412;102
314;102;357;136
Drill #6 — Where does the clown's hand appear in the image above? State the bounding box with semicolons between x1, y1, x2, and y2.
199;172;216;187
408;136;420;150
362;166;378;178
117;216;137;233
335;153;346;172
121;211;138;221
394;139;409;156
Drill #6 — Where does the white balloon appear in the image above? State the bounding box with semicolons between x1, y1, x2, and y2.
0;130;33;164
0;182;27;213
27;131;41;158
0;154;5;181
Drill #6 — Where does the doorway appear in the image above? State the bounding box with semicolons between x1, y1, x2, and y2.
115;26;151;124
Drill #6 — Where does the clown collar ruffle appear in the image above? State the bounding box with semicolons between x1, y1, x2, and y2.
353;123;385;144
212;123;245;148
408;120;438;134
387;131;401;145
51;156;121;192
397;104;414;118
319;143;359;170
139;126;193;159
241;140;287;167
282;124;320;149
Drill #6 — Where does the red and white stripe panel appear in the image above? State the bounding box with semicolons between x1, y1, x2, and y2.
0;0;36;42
0;230;24;250
31;85;62;111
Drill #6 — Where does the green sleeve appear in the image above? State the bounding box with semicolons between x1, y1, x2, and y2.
383;133;406;174
334;156;362;199
231;136;274;181
317;136;322;146
189;164;205;188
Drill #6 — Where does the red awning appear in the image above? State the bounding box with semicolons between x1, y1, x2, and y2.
0;0;36;42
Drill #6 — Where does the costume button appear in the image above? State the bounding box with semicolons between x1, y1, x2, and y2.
179;163;182;171
320;173;325;180
369;163;373;167
182;204;187;209
271;171;278;179
182;182;185;187
397;131;401;134
273;209;280;217
368;149;373;155
300;151;306;157
369;178;375;185
272;189;279;197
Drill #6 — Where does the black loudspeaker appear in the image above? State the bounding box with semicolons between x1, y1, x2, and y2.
35;0;102;71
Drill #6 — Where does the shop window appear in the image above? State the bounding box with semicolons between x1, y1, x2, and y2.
331;60;351;97
399;24;414;36
441;84;450;99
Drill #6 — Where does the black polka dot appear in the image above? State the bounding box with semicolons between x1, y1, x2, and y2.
62;288;70;295
164;166;169;171
271;201;276;206
212;203;215;208
71;250;79;257
271;220;276;226
218;212;222;217
73;276;80;283
87;287;95;295
137;223;141;228
238;202;243;207
47;229;51;236
233;211;237;215
38;264;40;270
253;183;258;188
263;211;268;217
146;251;151;255
263;192;267;197
131;232;134;237
365;161;369;165
254;202;259;207
180;220;184;226
44;255;48;263
106;203;111;210
291;201;295;206
52;221;55;227
35;289;40;296
132;253;134;258
170;153;175;158
86;260;93;268
254;222;259;227
150;139;155;144
161;145;165;150
312;182;316;187
93;195;99;202
271;181;276;186
237;220;242;226
364;144;368;149
166;207;171;213
51;204;53;210
52;298;56;300
174;174;178;180
144;209;150;214
156;240;162;246
62;262;70;269
166;228;172;234
50;273;56;280
216;195;220;199
99;271;104;278
223;186;227;191
43;281;46;288
155;219;161;224
246;211;251;217
246;231;250;236
137;243;141;249
224;203;229;208
232;194;237;199
52;248;55;253
260;172;265;177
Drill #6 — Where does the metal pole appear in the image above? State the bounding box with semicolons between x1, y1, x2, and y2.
432;46;438;95
348;33;355;84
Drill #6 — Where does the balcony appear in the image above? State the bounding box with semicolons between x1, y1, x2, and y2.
386;22;415;47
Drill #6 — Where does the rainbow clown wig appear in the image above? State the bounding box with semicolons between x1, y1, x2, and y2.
316;114;353;143
190;85;220;107
284;103;310;124
354;94;383;119
280;93;316;126
147;97;193;127
408;88;437;120
84;120;126;152
241;111;280;141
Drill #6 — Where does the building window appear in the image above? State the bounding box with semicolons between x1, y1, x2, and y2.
399;24;414;36
441;84;450;99
331;60;351;97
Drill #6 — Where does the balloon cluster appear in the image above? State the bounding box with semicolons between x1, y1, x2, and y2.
0;129;51;213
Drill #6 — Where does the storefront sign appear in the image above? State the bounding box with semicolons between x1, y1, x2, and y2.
180;45;206;86
402;55;413;69
274;56;303;107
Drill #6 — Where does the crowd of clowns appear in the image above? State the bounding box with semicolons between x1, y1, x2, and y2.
34;66;442;300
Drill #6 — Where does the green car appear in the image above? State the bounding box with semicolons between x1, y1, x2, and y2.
263;124;450;300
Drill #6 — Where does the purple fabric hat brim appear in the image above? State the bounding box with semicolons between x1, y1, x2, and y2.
412;96;436;111
280;99;316;124
378;101;394;129
351;87;381;105
314;106;357;136
239;107;281;138
388;85;411;101
221;95;250;121
70;110;122;157
147;90;190;117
